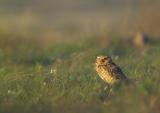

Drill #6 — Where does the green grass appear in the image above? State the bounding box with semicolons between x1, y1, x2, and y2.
0;35;160;113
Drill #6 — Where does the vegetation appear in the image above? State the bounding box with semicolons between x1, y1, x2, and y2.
0;0;160;113
0;32;160;113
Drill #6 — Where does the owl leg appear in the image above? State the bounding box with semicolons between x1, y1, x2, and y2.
104;84;112;97
104;84;111;91
99;84;111;101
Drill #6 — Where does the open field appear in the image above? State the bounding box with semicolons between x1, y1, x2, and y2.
0;0;160;113
0;33;160;113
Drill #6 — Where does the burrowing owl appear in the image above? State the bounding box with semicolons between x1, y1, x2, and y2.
95;56;127;85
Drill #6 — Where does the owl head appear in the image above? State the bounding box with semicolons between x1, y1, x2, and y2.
96;55;112;66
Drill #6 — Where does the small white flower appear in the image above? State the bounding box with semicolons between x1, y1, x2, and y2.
7;90;16;94
7;90;11;94
50;68;57;74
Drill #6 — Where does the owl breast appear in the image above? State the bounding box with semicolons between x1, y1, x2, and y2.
95;65;116;84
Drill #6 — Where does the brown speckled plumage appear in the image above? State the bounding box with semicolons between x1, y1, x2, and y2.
95;56;127;85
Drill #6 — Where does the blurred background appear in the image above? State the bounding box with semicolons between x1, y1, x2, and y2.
0;0;160;41
0;1;160;113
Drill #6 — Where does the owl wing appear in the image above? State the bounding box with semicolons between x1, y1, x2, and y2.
106;62;127;80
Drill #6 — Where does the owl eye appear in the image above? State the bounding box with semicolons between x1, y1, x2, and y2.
104;57;109;60
101;59;105;62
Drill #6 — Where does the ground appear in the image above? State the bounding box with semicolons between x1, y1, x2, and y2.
0;35;160;113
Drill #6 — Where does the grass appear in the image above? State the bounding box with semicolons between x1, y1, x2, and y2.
0;33;160;113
